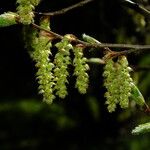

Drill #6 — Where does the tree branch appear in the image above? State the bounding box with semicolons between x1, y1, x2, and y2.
31;22;150;58
36;0;94;16
122;0;150;18
32;0;150;57
32;22;63;39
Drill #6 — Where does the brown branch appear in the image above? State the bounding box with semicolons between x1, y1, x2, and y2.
32;0;150;56
32;0;150;59
36;0;94;16
32;23;63;39
93;45;150;50
31;22;150;57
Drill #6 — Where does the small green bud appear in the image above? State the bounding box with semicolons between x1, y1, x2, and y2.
82;34;101;44
0;12;18;27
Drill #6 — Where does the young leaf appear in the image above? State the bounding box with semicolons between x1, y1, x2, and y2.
132;122;150;135
82;33;101;44
130;82;146;106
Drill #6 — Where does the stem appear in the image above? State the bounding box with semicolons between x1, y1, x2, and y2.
36;0;94;16
32;23;63;39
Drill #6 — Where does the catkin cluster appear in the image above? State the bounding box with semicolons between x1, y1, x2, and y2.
24;22;89;103
0;0;145;111
103;56;132;112
0;0;89;104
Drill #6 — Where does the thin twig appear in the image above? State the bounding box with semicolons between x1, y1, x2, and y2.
32;23;63;39
122;0;150;18
36;0;94;16
87;44;150;50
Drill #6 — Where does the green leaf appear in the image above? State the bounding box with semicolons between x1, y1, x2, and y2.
132;122;150;135
130;83;145;106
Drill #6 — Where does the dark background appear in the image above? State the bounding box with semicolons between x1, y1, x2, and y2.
0;0;150;149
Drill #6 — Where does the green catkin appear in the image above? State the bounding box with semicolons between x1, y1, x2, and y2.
54;36;72;99
103;59;118;112
73;44;89;94
103;56;132;112
117;56;132;108
16;0;41;24
30;17;55;104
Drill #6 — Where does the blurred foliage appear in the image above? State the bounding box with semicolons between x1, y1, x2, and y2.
0;0;150;149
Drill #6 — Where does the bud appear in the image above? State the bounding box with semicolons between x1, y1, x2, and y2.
0;12;18;27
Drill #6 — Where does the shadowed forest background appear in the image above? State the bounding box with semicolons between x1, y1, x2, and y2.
0;0;150;149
